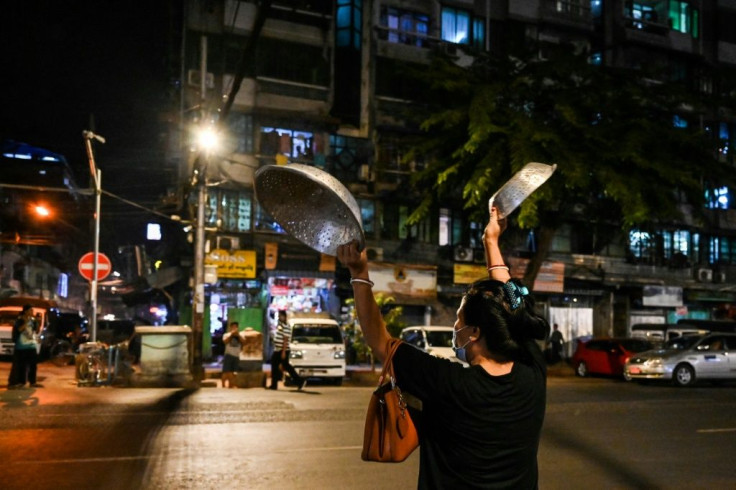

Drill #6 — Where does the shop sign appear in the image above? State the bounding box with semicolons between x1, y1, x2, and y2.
453;263;487;284
507;258;565;293
205;249;256;279
368;263;437;302
643;285;683;307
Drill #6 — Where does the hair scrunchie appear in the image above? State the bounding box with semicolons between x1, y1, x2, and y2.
502;282;529;310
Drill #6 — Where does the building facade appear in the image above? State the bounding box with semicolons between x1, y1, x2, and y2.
170;0;736;355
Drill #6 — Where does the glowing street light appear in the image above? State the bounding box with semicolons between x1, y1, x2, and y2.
34;204;51;217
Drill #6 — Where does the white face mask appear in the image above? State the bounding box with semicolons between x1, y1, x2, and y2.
452;325;473;362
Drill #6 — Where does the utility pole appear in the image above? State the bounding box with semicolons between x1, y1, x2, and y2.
192;158;207;382
82;130;105;342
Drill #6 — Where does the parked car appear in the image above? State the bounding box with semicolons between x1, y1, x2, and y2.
399;325;466;364
0;297;60;356
572;337;654;378
39;311;89;358
630;323;708;346
624;333;736;387
288;313;345;385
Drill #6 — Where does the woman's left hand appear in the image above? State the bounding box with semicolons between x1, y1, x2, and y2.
336;240;368;278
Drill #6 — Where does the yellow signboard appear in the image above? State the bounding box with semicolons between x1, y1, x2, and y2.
453;263;487;284
205;249;256;279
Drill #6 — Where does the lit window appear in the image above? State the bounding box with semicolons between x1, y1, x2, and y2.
379;7;429;47
441;7;484;47
629;229;653;260
439;208;450;246
358;199;375;235
673;115;688;128
706;187;730;210
668;1;698;38
147;223;162;241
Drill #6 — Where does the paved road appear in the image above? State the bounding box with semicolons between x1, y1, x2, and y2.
1;361;735;489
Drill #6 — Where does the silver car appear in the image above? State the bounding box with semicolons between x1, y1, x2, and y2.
624;333;736;387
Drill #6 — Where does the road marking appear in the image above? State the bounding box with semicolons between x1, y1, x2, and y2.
697;428;736;433
15;456;151;465
276;446;362;453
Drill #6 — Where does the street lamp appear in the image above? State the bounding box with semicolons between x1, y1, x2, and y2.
191;124;220;381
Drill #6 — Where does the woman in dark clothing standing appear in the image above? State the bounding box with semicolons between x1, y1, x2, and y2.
337;207;549;489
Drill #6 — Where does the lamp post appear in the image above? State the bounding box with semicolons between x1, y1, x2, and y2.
191;126;219;381
83;130;105;342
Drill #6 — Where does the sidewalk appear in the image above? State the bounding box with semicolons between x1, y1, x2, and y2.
0;358;574;391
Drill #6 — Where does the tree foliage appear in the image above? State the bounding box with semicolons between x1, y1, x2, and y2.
403;46;735;282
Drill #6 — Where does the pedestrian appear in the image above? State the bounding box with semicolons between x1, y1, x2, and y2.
8;304;41;389
337;206;549;488
221;321;243;388
548;323;564;363
268;311;306;390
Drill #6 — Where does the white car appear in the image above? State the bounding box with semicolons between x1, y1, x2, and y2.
400;325;466;364
288;314;346;386
625;333;736;386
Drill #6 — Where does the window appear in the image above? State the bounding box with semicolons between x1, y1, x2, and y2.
441;7;485;48
207;190;252;233
336;0;362;49
709;236;736;264
379;7;429;47
669;1;698;38
399;205;431;242
261;127;314;160
358;199;375;235
629;229;654;261
624;1;667;32
706;186;730;210
229;113;254;154
673;115;688;128
255;201;286;234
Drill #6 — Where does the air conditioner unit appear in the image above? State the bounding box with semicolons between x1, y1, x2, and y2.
696;268;713;282
187;69;215;89
454;246;473;262
714;271;727;284
366;247;383;261
216;236;240;250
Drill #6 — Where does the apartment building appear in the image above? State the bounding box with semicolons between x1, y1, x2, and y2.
171;0;736;349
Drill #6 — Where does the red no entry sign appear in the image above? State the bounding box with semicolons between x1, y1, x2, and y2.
78;252;112;281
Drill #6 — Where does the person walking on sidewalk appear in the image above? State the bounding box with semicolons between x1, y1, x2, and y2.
269;311;306;390
8;304;41;389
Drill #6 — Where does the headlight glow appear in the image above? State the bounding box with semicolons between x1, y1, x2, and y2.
290;350;303;359
334;350;345;359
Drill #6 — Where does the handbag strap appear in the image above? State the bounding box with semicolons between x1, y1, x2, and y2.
378;338;402;385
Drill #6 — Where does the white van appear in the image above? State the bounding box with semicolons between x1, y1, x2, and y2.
287;313;345;385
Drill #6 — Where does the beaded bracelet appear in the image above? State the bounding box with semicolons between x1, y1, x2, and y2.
350;278;374;287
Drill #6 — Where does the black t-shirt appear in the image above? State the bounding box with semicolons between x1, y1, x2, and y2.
392;342;547;489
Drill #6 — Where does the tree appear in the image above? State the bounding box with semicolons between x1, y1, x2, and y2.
404;46;736;283
343;293;406;371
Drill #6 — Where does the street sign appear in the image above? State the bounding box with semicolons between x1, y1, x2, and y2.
78;252;112;281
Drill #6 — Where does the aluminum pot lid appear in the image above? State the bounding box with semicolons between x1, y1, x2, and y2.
489;162;557;219
254;163;365;256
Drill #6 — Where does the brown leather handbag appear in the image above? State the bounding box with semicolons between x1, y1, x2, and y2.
361;339;419;462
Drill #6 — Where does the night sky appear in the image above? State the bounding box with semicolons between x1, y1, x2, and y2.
1;2;178;217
